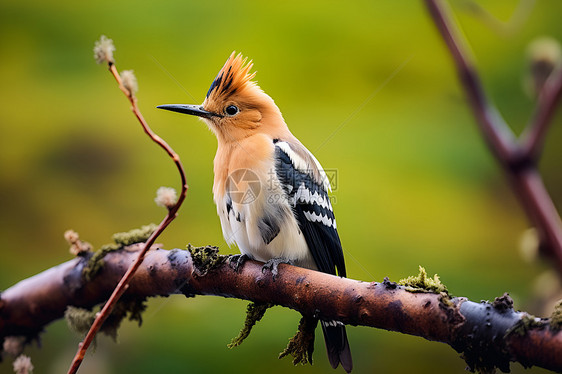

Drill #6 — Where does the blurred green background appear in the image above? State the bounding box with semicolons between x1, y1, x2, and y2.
1;0;562;373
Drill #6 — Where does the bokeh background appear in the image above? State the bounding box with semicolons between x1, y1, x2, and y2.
1;1;562;373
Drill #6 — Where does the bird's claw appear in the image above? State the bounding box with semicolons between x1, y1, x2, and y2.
229;254;249;272
261;258;292;280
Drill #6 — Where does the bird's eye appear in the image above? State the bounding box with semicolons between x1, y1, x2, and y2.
225;105;239;116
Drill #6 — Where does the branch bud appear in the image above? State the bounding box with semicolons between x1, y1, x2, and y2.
93;35;115;65
13;354;34;374
525;36;562;98
121;70;138;96
64;230;92;256
519;227;539;263
155;186;178;209
3;336;25;357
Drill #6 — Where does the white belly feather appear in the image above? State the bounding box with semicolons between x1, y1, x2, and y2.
215;167;316;270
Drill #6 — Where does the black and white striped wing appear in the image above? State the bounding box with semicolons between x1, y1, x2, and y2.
274;141;346;277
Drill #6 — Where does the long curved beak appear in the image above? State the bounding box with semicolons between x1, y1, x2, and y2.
156;104;222;119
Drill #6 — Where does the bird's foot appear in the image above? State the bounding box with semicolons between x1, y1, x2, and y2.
228;254;249;273
261;258;293;280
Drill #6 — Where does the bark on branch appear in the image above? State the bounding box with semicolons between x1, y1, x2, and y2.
1;247;561;372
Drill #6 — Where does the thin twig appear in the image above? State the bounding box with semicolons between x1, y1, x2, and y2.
424;0;562;274
521;66;562;160
424;0;518;164
457;0;536;37
67;60;188;373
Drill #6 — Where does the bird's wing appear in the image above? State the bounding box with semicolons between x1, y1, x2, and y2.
273;139;346;277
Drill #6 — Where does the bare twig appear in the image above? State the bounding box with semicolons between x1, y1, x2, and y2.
457;0;536;37
425;0;518;163
1;248;561;372
521;67;562;160
66;39;188;374
424;0;562;274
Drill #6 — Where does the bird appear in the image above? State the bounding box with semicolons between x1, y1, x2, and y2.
158;52;352;373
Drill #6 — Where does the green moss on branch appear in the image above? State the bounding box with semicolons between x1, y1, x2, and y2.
228;302;273;348
549;300;562;331
398;266;448;294
279;316;318;366
82;224;157;281
187;244;226;276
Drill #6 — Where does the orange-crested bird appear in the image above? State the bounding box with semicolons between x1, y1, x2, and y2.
158;52;352;372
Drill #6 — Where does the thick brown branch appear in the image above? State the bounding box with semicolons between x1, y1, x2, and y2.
425;0;562;274
1;248;560;372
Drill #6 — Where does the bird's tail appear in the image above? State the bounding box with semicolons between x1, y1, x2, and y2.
321;320;353;373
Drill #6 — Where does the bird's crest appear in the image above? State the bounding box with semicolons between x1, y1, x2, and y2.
206;52;257;102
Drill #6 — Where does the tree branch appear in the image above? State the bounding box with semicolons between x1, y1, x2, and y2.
1;248;560;372
424;0;562;274
67;36;189;374
521;67;562;160
424;0;518;163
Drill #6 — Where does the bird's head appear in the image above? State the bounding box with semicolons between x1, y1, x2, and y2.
158;52;286;143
